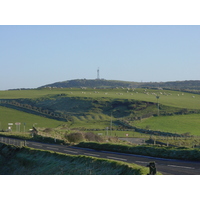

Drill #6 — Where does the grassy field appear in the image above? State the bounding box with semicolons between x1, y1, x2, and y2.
70;119;110;129
1;88;200;109
1;87;200;137
132;114;200;135
0;106;63;130
92;130;149;137
0;104;147;140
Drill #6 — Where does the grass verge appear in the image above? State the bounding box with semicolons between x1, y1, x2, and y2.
0;143;153;175
76;142;200;161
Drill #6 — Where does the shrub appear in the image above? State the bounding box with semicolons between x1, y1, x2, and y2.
65;132;84;143
84;132;103;142
43;128;53;133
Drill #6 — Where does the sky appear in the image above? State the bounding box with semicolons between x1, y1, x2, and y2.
0;25;200;90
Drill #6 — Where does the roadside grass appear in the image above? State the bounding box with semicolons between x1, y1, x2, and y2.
0;143;151;175
77;141;200;161
1;125;199;149
2;123;200;162
155;137;200;148
132;114;200;136
0;132;32;140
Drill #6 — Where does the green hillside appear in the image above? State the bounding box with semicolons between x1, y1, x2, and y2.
132;114;200;135
39;79;139;89
0;106;62;131
1;86;200;137
38;79;200;91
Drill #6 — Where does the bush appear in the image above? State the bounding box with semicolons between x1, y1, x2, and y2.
65;132;84;143
43;128;53;133
84;132;103;142
64;132;104;143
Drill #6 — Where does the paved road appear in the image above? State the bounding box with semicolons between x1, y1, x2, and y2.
1;137;200;175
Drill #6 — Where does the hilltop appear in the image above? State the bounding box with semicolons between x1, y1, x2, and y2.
38;79;200;91
38;79;139;89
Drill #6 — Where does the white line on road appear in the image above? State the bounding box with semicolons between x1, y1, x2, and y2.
135;161;148;164
47;147;59;150
31;144;43;147
168;165;195;169
107;156;127;161
84;153;100;157
64;150;78;154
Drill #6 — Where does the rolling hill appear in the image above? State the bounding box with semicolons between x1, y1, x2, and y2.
2;79;200;137
38;79;138;89
38;79;200;90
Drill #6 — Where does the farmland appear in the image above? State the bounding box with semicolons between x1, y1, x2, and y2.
0;106;63;130
1;87;200;109
1;86;200;138
132;114;200;135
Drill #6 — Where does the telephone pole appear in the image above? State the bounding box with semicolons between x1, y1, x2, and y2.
110;112;112;135
97;68;100;79
156;95;160;116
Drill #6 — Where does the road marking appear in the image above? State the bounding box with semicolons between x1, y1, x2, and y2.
107;156;127;161
135;161;148;164
31;144;42;147
64;150;78;154
84;153;100;157
47;147;59;150
168;165;195;169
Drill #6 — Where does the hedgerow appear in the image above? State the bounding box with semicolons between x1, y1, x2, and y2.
76;142;200;161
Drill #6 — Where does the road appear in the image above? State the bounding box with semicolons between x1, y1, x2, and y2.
1;136;200;175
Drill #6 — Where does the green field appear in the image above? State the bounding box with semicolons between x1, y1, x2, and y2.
70;114;111;129
0;106;63;131
1;87;200;137
92;130;149;138
1;88;200;109
132;114;200;135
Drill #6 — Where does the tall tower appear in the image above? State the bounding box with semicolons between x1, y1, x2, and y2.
97;68;100;79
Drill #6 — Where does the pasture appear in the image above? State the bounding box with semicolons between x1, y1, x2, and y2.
1;87;200;137
70;114;111;129
1;87;200;109
0;106;63;131
133;114;200;135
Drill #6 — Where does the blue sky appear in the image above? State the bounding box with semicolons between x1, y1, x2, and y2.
0;25;200;90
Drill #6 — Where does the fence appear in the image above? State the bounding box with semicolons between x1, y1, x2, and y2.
0;136;26;147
